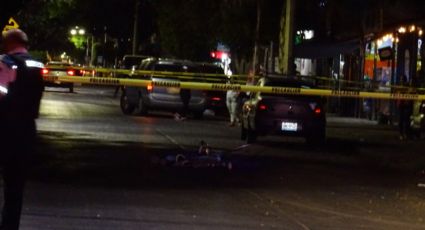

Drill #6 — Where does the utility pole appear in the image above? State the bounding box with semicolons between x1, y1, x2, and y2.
278;0;295;75
132;0;141;55
252;0;262;75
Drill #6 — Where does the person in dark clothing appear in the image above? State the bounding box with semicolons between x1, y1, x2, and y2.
175;88;191;120
398;75;413;140
0;29;44;230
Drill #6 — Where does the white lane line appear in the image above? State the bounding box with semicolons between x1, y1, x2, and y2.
156;128;186;150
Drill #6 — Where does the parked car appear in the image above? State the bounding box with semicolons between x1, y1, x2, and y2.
120;58;206;118
240;77;326;144
196;63;227;112
42;61;82;93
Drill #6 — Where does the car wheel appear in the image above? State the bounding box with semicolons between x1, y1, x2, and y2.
120;92;136;115
136;95;149;115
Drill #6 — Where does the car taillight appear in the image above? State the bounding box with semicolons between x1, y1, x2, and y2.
67;70;75;76
258;104;268;111
314;108;322;114
147;84;153;92
42;68;49;75
309;102;323;115
211;97;221;101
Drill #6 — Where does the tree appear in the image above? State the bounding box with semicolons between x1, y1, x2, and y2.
0;1;29;26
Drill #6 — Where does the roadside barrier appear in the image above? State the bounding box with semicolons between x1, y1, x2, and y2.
43;75;425;101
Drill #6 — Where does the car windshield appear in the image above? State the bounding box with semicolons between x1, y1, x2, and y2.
122;57;149;69
155;63;196;73
200;65;224;74
46;62;72;67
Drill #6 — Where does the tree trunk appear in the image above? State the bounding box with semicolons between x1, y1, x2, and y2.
132;0;141;55
252;0;262;74
278;0;295;75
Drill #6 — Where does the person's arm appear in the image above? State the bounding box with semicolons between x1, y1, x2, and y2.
0;61;17;109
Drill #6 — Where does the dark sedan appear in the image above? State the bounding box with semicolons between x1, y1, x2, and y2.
240;77;326;144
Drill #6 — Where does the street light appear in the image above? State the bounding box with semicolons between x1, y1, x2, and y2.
69;26;90;65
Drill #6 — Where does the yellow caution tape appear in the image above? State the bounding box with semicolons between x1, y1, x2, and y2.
43;75;425;101
45;66;425;92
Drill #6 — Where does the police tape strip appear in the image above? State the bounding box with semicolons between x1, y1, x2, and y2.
47;66;425;92
43;75;425;101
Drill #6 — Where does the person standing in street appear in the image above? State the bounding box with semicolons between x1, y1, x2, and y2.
398;75;413;140
0;29;44;230
226;89;239;127
175;88;191;121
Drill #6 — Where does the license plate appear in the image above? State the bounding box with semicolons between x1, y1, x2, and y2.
167;87;180;94
282;122;298;131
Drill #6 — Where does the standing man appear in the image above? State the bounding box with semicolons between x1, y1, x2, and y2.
175;88;191;121
0;29;44;230
398;75;413;140
226;88;239;127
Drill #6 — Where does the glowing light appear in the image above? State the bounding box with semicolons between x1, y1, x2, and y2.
304;30;315;40
78;29;85;35
25;60;44;68
398;27;406;34
0;85;8;94
410;25;416;32
70;29;77;35
420;30;423;36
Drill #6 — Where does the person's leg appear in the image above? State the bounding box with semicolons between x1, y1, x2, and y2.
400;109;409;139
181;97;190;118
179;90;191;118
1;125;34;230
226;96;233;123
1;157;26;230
229;99;238;125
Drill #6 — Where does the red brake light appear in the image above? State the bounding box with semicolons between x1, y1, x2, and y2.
314;108;322;114
211;97;221;101
42;68;49;75
147;84;153;92
259;104;267;111
67;70;75;76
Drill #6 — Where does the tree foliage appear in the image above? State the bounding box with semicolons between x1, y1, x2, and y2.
153;0;282;61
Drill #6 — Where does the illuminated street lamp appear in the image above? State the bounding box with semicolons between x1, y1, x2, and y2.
69;26;90;65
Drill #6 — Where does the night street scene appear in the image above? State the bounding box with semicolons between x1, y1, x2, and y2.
2;0;425;229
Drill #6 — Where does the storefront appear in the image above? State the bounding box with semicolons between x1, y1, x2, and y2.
364;25;423;122
364;25;423;87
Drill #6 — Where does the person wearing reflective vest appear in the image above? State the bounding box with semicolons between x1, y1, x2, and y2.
0;29;44;230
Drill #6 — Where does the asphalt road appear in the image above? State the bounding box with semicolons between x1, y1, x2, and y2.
5;86;425;229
